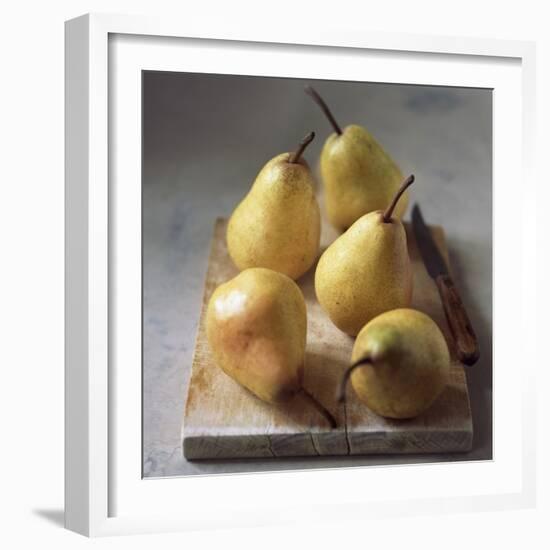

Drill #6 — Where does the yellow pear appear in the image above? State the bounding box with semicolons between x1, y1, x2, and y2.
227;132;321;280
206;267;336;427
306;86;408;230
337;308;451;419
315;175;414;336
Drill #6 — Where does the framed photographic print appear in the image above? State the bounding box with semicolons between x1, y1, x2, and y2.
65;13;536;536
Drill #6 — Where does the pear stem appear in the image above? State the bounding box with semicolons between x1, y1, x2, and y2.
288;131;315;164
382;174;415;223
336;357;373;404
300;387;337;429
305;86;342;135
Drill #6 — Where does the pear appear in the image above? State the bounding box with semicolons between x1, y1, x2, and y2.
305;86;408;230
206;267;336;427
337;308;451;419
315;175;414;336
227;132;321;280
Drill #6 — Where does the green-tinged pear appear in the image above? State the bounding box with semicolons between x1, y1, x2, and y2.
337;308;450;419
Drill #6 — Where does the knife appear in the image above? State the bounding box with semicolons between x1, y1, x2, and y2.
411;204;480;366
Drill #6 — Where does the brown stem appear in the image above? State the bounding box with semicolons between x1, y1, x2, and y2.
304;86;342;135
300;387;337;429
382;174;415;223
288;131;315;164
336;357;373;404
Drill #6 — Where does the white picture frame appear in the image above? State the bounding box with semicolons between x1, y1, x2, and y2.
65;13;537;537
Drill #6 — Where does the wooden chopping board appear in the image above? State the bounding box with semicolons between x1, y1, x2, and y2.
182;218;473;460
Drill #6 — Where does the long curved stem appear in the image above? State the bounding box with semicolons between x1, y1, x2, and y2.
288;131;315;164
304;86;342;135
382;174;415;223
336;357;373;404
300;387;337;429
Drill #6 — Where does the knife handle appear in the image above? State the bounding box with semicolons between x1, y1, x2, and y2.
435;274;480;366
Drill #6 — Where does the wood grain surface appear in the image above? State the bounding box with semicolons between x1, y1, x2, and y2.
182;218;473;460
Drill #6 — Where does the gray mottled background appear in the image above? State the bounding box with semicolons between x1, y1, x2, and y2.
142;72;492;478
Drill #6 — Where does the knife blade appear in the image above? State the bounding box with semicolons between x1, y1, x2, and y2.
412;204;480;366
